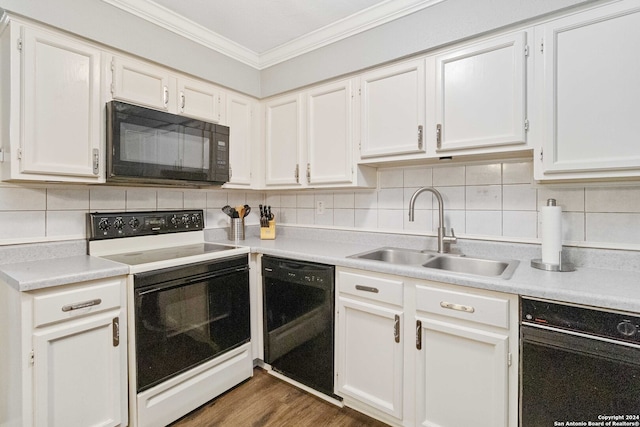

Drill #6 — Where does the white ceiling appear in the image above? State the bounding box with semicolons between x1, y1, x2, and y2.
102;0;443;69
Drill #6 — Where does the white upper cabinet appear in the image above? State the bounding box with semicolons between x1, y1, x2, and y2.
431;31;529;155
264;93;305;187
534;0;640;181
307;79;355;185
110;55;223;123
0;20;103;183
177;76;223;123
111;55;170;111
225;93;256;186
359;59;426;160
263;80;375;189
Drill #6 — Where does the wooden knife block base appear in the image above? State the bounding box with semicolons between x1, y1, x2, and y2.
260;219;276;240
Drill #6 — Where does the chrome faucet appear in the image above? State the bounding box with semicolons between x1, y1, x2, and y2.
408;187;457;254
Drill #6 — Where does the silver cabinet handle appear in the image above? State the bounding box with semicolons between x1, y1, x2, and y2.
61;298;102;312
436;124;442;149
416;320;422;350
418;125;423;149
180;92;185;110
440;301;475;313
355;285;379;293
112;317;120;347
163;86;169;107
394;314;400;343
92;148;99;175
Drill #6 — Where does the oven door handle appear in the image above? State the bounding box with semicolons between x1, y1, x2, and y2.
522;325;640;366
137;265;249;296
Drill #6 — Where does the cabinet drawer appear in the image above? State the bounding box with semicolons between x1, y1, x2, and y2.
338;270;403;306
32;278;122;328
416;285;509;328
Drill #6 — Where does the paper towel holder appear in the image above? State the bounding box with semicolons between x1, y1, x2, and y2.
531;199;576;272
531;254;576;272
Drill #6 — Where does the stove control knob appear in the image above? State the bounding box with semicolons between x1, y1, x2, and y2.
170;215;179;226
98;218;110;231
129;217;140;229
617;320;638;337
191;213;201;225
113;217;124;230
182;214;190;225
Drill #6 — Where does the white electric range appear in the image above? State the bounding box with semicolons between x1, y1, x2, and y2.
88;210;252;427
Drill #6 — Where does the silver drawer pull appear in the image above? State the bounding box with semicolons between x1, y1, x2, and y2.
62;298;102;312
355;285;379;293
440;301;475;313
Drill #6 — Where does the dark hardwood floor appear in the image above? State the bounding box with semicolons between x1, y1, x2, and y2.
170;368;390;427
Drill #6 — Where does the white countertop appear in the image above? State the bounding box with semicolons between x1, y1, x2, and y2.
235;234;640;314
0;255;129;291
1;230;639;313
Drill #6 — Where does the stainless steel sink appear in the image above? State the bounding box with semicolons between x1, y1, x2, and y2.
422;256;518;279
348;247;435;266
348;247;519;279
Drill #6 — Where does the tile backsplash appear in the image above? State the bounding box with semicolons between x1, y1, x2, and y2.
268;161;640;249
1;160;639;250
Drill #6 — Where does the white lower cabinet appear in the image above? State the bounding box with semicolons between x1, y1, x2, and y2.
336;270;405;424
415;284;516;427
335;268;518;427
0;276;128;427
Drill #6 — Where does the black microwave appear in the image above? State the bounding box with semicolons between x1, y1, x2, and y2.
106;101;229;186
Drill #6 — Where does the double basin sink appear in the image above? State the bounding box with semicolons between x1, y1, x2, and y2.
348;247;519;280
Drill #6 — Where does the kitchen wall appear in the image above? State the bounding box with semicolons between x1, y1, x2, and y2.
1;160;639;250
1;0;599;98
0;184;263;244
266;160;640;250
260;0;599;96
0;0;261;96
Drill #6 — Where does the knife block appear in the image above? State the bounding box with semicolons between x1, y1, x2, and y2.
260;218;276;240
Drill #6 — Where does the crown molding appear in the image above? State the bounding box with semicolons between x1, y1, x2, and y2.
102;0;444;70
259;0;444;69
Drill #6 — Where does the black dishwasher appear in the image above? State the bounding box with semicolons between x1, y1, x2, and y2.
262;256;336;398
520;297;640;426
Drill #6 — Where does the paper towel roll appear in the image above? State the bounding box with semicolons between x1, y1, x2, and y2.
541;200;562;265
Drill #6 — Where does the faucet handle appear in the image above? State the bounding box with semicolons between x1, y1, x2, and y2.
444;228;457;243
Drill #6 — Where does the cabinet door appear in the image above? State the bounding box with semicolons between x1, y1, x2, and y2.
360;59;426;158
264;94;304;186
32;313;123;427
111;55;170;110
20;26;101;180
336;296;403;420
434;32;527;152
536;1;640;179
226;93;254;186
178;76;221;123
307;79;354;185
415;317;509;427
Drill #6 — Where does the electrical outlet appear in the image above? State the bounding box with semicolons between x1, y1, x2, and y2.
316;200;325;215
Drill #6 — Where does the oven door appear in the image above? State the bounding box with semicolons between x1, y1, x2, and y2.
134;255;249;392
520;325;640;426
